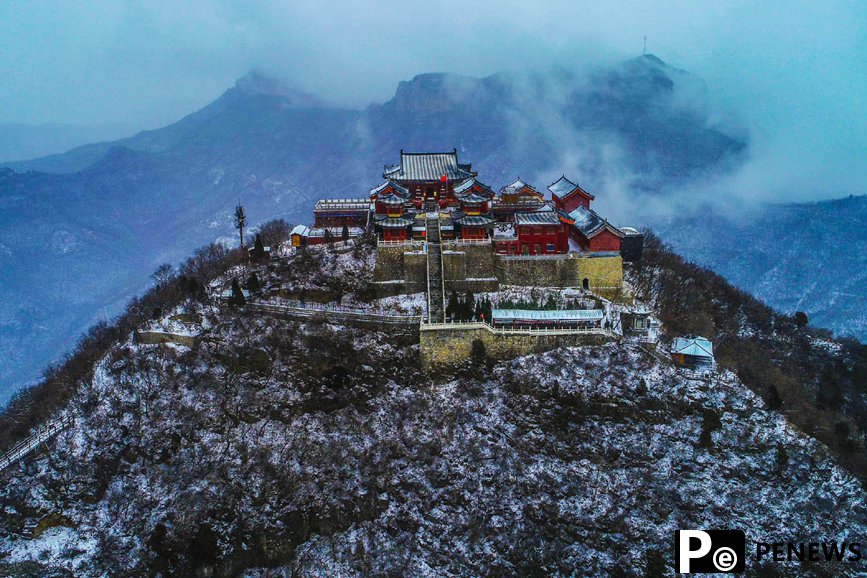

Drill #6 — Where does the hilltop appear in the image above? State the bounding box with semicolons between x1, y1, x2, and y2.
0;55;746;402
1;227;865;576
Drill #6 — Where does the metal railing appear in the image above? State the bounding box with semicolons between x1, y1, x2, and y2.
246;300;422;324
420;320;614;336
0;412;73;472
377;239;424;248
443;238;492;246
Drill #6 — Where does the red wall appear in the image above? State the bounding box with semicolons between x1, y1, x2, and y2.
516;224;568;254
314;212;368;228
553;193;591;213
383;228;408;241
460;226;487;240
588;229;621;252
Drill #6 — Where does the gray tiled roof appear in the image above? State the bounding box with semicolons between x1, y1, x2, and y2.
314;198;371;211
455;215;494;227
492;308;604;322
374;215;413;228
458;192;490;204
377;194;405;205
383;150;475;181
370;180;410;199
455;177;494;197
569;205;609;237
547;176;578;197
515;211;562;226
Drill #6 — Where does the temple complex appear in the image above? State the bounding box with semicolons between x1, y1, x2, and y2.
297;150;638;302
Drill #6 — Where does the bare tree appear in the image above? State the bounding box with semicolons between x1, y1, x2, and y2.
150;263;174;287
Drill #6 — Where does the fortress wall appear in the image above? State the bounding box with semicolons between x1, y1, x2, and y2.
495;255;576;287
576;255;624;300
374;245;427;294
135;331;197;347
419;324;613;368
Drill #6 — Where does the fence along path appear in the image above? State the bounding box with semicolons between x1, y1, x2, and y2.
0;412;73;473
244;300;422;325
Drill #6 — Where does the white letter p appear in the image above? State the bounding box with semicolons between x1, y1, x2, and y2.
678;530;712;573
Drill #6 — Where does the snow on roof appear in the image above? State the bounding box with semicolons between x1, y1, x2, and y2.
314;198;371;210
374;216;414;228
454;178;476;194
383;150;475;181
370;180;411;198
377;194;405;205
492;308;604;321
291;224;310;236
568;205;623;238
547;176;578;197
455;215;494;227
671;336;714;359
515;211;561;225
459;192;490;204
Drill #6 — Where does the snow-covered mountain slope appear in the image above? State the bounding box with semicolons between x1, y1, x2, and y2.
1;317;864;576
2;235;866;575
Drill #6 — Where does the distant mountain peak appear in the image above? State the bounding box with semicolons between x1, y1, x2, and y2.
233;71;325;108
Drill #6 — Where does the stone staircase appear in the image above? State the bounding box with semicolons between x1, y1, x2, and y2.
426;212;446;322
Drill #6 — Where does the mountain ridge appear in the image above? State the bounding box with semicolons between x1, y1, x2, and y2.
0;55;749;402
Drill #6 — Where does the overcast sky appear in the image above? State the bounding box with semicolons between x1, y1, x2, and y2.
2;0;865;198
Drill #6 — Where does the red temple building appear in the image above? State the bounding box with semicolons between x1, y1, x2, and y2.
513;207;571;255
568;205;624;252
313;199;371;228
370;178;415;242
549;176;595;213
383;150;477;208
304;152;629;255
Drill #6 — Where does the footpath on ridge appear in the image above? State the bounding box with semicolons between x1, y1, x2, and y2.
425;204;445;322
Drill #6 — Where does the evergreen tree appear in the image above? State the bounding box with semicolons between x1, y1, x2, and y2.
766;384;782;410
480;298;492;323
229;277;246;306
794;311;809;328
464;291;475;321
254;233;265;257
342;225;350;242
544;293;558;310
446;291;459;321
246;272;261;294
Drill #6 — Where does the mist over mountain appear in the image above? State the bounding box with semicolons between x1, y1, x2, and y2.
0;122;140;164
0;55;752;404
656;195;867;341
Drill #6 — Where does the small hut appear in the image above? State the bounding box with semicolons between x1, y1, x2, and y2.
670;336;715;369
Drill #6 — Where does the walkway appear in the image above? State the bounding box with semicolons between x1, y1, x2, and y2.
244;300;422;326
0;412;73;473
426;212;446;322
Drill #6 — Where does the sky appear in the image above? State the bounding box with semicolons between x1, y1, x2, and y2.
1;0;866;200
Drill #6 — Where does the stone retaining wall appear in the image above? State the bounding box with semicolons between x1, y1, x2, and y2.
135;331;197;347
420;324;614;368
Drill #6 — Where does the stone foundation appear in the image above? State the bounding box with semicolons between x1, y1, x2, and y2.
374;244;427;294
374;244;624;299
420;323;615;368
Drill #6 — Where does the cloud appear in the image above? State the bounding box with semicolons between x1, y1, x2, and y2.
1;0;865;201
